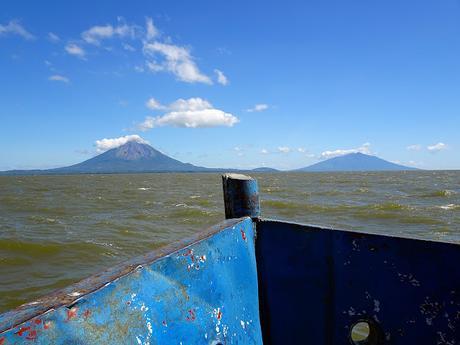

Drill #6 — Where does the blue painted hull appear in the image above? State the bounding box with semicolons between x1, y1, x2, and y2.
0;218;262;344
256;219;460;344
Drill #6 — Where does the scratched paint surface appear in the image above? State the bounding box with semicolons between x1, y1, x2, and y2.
256;219;460;344
0;217;262;344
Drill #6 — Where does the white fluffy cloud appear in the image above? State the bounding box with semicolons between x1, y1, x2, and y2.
48;75;69;83
214;69;228;85
145;17;158;40
140;18;212;84
321;143;372;159
95;135;148;153
0;20;34;40
61;17;218;84
247;104;269;112
143;42;212;84
138;97;238;130
138;117;155;131
65;43;86;58
278;146;291;153
259;147;313;156
82;22;136;45
145;97;165;110
427;142;447;153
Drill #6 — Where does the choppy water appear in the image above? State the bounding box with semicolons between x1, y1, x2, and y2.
1;171;459;313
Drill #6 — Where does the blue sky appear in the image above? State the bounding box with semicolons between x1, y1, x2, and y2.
1;0;459;170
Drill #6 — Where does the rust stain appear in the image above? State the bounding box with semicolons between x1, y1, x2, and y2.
186;309;196;321
15;326;30;336
83;309;91;319
43;321;51;330
66;307;78;321
241;229;247;241
26;330;37;340
183;249;194;259
179;284;190;301
0;337;5;345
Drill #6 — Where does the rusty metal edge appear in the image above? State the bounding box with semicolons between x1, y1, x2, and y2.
0;217;250;333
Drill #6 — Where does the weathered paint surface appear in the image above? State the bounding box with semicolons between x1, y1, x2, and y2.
0;217;263;345
256;219;460;345
222;174;260;219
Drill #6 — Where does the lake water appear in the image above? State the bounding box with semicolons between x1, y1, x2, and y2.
1;171;459;313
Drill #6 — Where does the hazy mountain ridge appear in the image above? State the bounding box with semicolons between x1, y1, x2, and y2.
1;142;416;175
1;142;208;175
53;141;208;173
296;152;417;172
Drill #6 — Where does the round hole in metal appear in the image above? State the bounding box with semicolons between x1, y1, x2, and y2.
350;321;371;344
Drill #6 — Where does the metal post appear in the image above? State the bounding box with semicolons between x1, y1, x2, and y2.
222;173;260;219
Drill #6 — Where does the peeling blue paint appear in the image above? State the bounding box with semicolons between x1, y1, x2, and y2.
0;217;263;345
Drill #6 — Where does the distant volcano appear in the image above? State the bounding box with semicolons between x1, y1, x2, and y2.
49;141;207;173
0;141;275;175
296;152;417;172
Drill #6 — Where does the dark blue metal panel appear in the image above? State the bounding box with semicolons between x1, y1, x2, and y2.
256;219;460;345
0;217;263;344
